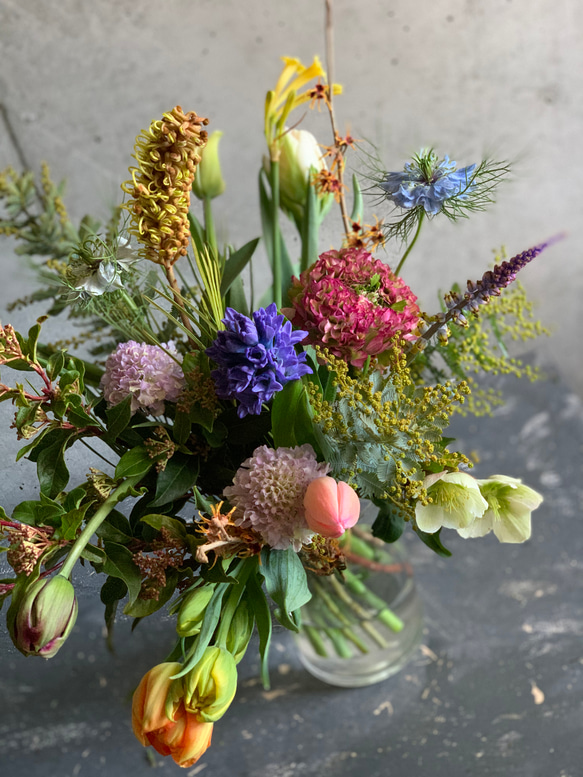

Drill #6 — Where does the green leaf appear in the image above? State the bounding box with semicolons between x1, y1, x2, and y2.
260;547;311;632
416;527;452;557
124;570;180;618
104;395;133;441
140;513;187;541
271;380;302;448
114;446;153;480
220;238;260;296
102;541;143;605
96;511;133;544
350;173;364;223
247;569;272;689
32;429;72;498
25;317;47;363
81;544;107;565
46;350;65;381
371;501;406;543
151;453;199;507
225;274;249;318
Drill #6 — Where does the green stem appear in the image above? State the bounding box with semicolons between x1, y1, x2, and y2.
59;475;142;579
303;624;329;658
395;211;425;276
343;568;404;633
269;159;282;309
203;196;218;259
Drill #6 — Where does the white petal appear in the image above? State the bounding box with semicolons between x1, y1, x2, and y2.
457;511;493;539
492;511;532;543
415;504;448;533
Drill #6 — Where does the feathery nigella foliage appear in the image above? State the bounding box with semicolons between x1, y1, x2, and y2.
374;149;511;243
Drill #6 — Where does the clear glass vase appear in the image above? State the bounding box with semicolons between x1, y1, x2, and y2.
295;524;423;688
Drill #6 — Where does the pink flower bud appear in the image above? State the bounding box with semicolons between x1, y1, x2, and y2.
303;477;360;539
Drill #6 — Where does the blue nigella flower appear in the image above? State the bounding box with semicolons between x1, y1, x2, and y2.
206;303;312;418
379;151;477;216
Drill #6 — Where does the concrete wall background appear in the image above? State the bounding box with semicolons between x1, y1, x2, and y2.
0;0;581;391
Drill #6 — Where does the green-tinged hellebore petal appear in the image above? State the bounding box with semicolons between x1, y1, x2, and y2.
225;597;254;664
9;575;78;658
183;646;238;722
176;584;216;637
276;128;331;222
192;131;226;201
458;475;544;543
415;471;488;534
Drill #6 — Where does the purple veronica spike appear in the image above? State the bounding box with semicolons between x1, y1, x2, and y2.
415;237;563;346
206;303;312;418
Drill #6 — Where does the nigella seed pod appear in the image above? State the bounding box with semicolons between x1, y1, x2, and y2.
8;575;78;658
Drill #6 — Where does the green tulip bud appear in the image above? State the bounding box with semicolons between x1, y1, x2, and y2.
276;128;332;223
183;646;237;722
225;596;254;664
192;131;226;201
176;584;216;638
8;575;77;658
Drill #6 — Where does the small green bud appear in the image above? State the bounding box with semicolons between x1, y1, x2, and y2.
8;575;78;659
225;596;254;664
176;584;215;638
183;646;237;722
192;131;226;201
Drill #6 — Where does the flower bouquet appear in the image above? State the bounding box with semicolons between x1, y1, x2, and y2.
0;21;553;770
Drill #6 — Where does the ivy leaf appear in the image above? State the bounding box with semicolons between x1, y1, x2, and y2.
96;511;133;545
260;548;311;633
29;429;72;498
124;570;180;618
140;514;187;541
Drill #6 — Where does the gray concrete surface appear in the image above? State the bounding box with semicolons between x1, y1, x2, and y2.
0;0;582;392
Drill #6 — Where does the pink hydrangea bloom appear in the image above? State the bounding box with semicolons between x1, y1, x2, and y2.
223;444;329;551
285;248;420;368
100;340;185;415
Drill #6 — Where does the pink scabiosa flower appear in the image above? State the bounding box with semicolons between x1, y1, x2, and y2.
100;340;185;415
285;248;420;368
223;444;329;550
303;476;360;538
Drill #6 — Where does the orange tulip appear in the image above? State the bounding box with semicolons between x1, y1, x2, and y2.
303;476;360;538
132;662;213;768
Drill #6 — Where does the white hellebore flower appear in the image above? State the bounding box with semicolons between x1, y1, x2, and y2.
458;475;543;544
415;471;488;534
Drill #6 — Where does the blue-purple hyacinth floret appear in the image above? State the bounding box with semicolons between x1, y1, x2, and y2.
379;155;476;215
206;303;312;417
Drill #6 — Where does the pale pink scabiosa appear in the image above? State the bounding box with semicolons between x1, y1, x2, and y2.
223;444;329;550
100;340;185;415
285;248;420;368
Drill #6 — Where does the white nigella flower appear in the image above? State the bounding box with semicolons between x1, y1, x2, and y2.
415;471;488;534
68;237;139;298
458;475;543;543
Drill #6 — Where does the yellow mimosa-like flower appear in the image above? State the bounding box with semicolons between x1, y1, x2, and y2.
122;106;208;267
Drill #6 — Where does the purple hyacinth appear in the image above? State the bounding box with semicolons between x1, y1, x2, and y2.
206;303;312;417
416;237;562;345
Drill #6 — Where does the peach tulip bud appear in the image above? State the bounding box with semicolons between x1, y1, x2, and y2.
132;662;213;768
303;477;360;538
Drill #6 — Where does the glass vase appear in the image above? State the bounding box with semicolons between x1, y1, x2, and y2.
295;524;423;688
